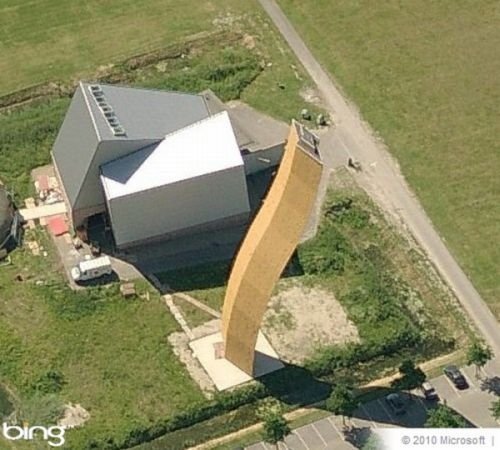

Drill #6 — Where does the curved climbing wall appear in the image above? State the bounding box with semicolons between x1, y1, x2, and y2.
221;121;323;374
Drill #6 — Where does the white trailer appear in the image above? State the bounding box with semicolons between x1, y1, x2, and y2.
71;255;112;282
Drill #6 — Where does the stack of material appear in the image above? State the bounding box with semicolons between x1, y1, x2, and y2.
27;241;40;256
120;283;136;298
47;215;68;236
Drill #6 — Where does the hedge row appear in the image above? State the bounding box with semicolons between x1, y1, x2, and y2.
305;328;454;379
0;30;236;111
305;328;422;377
84;383;269;449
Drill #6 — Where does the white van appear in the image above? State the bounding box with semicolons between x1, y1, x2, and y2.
71;255;112;282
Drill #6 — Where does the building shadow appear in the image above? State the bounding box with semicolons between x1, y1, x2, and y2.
259;362;332;407
83;167;307;283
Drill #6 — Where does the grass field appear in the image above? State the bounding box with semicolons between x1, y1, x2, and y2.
0;0;242;95
0;229;204;448
277;0;500;317
0;384;13;419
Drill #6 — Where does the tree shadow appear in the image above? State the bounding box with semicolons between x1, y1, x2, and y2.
343;425;372;449
255;367;477;431
480;376;500;396
349;386;475;429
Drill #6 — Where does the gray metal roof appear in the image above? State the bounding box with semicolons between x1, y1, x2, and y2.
52;82;211;211
82;82;210;141
52;87;100;208
53;83;287;220
201;90;288;152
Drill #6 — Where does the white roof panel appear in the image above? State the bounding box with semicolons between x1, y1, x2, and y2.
100;112;243;199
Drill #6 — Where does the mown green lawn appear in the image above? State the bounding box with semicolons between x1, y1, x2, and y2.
0;0;240;95
0;384;13;419
277;0;500;317
0;230;204;448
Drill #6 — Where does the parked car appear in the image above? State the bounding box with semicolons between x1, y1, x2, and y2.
71;255;112;282
385;392;406;415
421;381;439;401
443;365;468;390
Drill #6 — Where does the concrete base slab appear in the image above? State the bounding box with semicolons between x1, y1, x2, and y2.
189;331;284;391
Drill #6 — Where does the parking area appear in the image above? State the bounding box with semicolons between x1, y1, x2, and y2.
432;363;499;428
247;362;499;449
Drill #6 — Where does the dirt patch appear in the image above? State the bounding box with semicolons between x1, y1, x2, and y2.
58;404;90;429
263;284;359;364
300;86;323;107
242;34;256;50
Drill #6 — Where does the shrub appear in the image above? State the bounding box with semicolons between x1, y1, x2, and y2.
31;370;66;394
325;197;370;229
148;47;262;102
299;226;351;275
305;328;423;377
18;394;64;425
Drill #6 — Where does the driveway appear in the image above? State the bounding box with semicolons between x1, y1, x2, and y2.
257;0;500;355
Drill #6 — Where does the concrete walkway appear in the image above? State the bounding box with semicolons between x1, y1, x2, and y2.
19;202;66;221
257;0;500;355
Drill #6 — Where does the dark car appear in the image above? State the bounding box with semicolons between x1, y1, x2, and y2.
421;381;439;401
385;392;406;415
444;365;468;389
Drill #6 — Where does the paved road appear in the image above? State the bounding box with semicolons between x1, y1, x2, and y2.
247;363;499;449
257;0;500;355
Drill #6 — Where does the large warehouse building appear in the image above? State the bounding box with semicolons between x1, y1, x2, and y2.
100;112;249;248
52;82;287;249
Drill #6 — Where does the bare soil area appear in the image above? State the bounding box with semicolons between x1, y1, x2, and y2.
263;283;359;364
58;404;90;429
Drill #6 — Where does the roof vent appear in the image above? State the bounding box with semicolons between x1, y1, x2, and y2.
99;105;113;114
87;85;127;137
112;126;126;137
